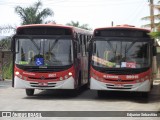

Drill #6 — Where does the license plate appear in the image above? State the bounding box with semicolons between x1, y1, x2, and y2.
38;83;48;86
115;84;123;88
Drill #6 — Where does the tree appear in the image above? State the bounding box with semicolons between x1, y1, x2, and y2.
149;30;160;39
15;1;54;25
141;0;160;39
66;21;92;30
141;0;160;28
0;36;11;50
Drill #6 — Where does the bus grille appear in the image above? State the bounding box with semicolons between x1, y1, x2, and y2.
28;77;58;80
106;84;133;89
30;82;56;87
104;79;134;82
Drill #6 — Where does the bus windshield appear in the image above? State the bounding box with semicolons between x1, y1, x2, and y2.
15;37;73;67
92;38;150;69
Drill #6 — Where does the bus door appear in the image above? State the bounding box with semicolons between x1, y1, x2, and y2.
81;35;88;85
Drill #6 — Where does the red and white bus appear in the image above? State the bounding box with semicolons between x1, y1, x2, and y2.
11;24;92;96
89;24;156;97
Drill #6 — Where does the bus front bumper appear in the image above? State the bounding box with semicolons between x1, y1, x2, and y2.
14;76;75;89
90;77;151;92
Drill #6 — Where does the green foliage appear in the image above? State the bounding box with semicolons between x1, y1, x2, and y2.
141;1;160;28
0;36;11;50
2;62;12;79
66;21;92;30
15;1;54;25
149;31;160;38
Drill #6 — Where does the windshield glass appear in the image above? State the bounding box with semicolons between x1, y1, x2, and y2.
15;37;73;66
92;38;150;68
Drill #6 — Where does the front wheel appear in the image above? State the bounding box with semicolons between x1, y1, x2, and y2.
26;89;35;96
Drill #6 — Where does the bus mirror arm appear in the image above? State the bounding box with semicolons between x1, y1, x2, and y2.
153;46;157;56
11;37;20;54
11;37;15;53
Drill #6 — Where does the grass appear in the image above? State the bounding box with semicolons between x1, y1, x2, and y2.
2;62;12;79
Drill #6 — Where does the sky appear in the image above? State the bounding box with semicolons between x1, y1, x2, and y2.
0;0;159;36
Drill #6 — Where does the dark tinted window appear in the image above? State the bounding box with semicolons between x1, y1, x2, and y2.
94;29;150;38
17;27;72;35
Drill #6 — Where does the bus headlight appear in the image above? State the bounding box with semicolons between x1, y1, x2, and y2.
103;75;107;78
68;72;72;76
15;71;19;75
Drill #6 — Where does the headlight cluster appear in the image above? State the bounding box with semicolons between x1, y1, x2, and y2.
135;76;149;83
91;71;149;83
15;71;22;79
60;72;72;81
15;71;73;81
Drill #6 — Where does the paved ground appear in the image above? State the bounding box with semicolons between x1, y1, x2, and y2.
0;80;160;120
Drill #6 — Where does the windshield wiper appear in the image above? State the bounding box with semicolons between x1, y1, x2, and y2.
120;42;136;62
50;39;59;51
31;39;40;51
125;41;135;54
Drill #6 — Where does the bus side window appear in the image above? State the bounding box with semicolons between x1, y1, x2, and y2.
79;34;82;54
83;35;87;54
15;39;20;53
82;35;86;56
77;34;81;53
75;33;78;41
86;36;90;51
75;33;78;53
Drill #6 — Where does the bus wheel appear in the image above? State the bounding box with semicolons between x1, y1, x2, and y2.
97;90;105;97
26;89;35;96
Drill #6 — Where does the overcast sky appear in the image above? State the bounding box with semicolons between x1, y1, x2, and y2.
0;0;159;35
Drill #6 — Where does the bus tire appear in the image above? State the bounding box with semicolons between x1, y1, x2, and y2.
26;89;34;96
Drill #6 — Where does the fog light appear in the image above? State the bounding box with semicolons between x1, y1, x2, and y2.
65;75;68;79
103;75;107;78
141;78;145;82
24;77;27;80
19;74;22;79
136;80;140;83
99;78;103;81
60;77;63;81
145;76;148;79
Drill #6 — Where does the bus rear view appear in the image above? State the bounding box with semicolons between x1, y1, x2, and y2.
89;25;156;97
